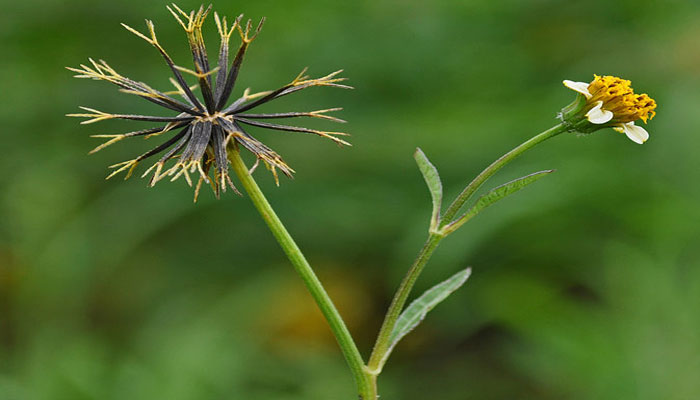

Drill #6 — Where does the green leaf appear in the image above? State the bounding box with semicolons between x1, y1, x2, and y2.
471;169;554;214
414;148;443;230
383;267;472;364
444;169;554;233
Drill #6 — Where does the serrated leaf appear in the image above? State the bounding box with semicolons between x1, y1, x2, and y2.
381;267;472;366
445;169;554;233
414;148;443;229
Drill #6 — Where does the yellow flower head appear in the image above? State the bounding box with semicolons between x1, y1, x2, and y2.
586;75;656;123
562;75;657;144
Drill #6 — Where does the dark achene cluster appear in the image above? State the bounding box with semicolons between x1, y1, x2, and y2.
68;4;351;199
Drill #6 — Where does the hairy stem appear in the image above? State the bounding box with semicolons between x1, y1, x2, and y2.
367;232;443;373
228;148;373;399
440;123;568;225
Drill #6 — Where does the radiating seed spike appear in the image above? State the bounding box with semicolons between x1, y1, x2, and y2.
219;170;226;193
98;60;118;77
187;11;195;29
153;162;164;182
121;23;153;44
209;177;219;198
88;58;103;72
271;166;280;186
106;160;138;180
173;64;220;78
148;163;165;186
143;133;158;140
235;17;245;38
124;161;139;179
144;130;167;140
167;5;188;30
170;3;190;19
318;107;343;113
194;177;204;202
227;18;237;37
98;59;111;69
293;67;309;83
89;135;126;154
249;157;260;174
324;69;344;79
168;77;183;92
119;88;153;96
231;14;244;37
182;168;193;187
141;161;161;179
214;12;224;36
226;174;241;195
247;90;272;100
256;17;265;34
65;66;85;74
145;20;158;43
170;166;185;181
196;162;210;183
108;160;131;169
164;163;179;178
200;4;212;21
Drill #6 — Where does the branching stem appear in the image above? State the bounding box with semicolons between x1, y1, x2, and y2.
230;123;568;400
440;123;568;225
367;123;568;382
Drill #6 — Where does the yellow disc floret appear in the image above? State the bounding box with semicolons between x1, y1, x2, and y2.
587;75;657;123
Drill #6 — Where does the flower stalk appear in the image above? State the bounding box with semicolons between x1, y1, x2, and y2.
440;123;568;231
367;123;567;378
227;147;374;399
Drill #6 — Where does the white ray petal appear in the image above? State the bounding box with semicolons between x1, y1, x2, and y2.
585;101;613;124
619;122;649;144
563;80;592;99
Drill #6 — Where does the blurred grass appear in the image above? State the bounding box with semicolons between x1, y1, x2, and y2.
1;0;700;399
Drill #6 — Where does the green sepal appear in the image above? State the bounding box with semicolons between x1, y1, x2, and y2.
559;93;587;122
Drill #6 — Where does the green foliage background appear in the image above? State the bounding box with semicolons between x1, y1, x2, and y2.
2;0;699;399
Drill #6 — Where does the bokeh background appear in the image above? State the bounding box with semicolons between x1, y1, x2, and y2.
2;0;700;399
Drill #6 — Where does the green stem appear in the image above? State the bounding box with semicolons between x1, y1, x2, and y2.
367;232;443;372
440;123;568;225
368;123;567;377
228;149;373;399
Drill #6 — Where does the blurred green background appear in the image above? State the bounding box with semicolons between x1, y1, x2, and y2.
2;0;700;399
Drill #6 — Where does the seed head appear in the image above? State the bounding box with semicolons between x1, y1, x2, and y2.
68;4;352;200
